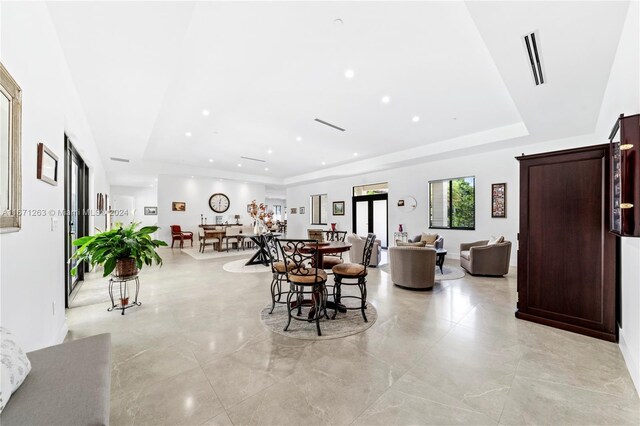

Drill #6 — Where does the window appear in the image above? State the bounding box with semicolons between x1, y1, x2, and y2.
353;182;388;196
310;194;327;225
429;177;475;229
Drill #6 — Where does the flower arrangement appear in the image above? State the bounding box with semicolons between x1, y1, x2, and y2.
248;200;274;229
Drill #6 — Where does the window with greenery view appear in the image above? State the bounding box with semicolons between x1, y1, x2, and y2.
310;194;328;225
429;177;475;229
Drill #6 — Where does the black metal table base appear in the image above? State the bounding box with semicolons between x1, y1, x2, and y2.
436;253;446;274
108;275;141;315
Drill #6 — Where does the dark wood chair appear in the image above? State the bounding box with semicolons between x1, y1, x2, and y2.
170;225;193;248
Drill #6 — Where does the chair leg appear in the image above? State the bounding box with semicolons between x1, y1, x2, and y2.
359;277;368;323
315;289;322;336
332;276;341;319
269;274;278;314
284;290;293;331
171;239;175;248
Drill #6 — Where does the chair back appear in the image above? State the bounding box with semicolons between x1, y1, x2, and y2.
307;229;324;242
361;233;376;267
276;239;322;285
226;226;241;236
325;230;347;242
264;234;281;272
170;225;182;235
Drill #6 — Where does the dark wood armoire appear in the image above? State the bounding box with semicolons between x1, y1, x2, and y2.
516;144;618;342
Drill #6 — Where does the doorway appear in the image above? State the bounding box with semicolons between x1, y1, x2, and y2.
352;192;388;248
64;135;89;307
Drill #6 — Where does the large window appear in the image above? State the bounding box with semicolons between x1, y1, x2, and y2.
429;177;475;230
310;194;328;225
353;182;388;196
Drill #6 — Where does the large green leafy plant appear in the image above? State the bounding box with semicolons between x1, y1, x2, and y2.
71;223;167;277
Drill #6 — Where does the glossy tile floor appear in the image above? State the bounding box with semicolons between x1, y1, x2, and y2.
66;248;640;425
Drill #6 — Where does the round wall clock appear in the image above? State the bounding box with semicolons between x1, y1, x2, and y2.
209;193;230;213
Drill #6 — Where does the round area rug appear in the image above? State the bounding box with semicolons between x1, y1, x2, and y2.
260;302;377;340
223;258;270;274
379;263;466;281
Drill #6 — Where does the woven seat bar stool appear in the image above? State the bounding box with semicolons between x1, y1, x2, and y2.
277;239;329;336
264;234;294;314
331;233;376;322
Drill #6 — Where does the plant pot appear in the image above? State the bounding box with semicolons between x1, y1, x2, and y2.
113;258;138;278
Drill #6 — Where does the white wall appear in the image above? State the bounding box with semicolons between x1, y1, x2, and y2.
111;185;158;228
595;1;640;393
156;175;266;242
286;133;599;263
0;3;110;351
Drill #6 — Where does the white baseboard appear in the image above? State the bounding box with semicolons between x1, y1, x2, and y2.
619;331;640;394
55;319;69;345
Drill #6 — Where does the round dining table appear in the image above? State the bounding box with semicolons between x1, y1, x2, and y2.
303;241;352;269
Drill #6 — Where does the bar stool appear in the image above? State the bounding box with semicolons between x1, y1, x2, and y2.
331;233;376;322
264;234;294;314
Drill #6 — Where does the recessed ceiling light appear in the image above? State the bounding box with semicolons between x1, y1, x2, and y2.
321;161;326;166
381;96;390;104
190;176;194;178
154;178;158;181
345;69;355;79
208;158;213;163
202;109;210;116
264;167;269;171
267;149;273;154
353;152;358;157
237;163;242;167
185;131;192;137
296;136;302;142
412;116;420;123
334;18;343;25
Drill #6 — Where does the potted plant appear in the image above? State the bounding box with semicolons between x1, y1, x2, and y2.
70;222;168;279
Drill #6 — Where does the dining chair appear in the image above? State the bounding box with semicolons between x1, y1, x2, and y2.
331;233;376;322
198;231;220;253
322;230;348;269
264;234;293;314
224;226;243;251
277;239;329;336
170;225;193;248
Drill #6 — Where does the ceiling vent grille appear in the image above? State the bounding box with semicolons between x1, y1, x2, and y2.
240;156;266;163
523;31;545;86
314;118;346;132
110;157;130;163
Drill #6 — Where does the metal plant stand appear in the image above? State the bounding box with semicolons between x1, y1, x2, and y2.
108;274;141;315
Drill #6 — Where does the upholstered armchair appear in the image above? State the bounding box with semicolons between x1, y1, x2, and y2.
346;234;381;266
459;240;512;276
389;246;436;290
170;225;193;248
408;234;444;249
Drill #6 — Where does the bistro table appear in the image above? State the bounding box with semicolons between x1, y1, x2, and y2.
244;233;283;266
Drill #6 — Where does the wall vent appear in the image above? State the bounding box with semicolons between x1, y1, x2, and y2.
240;156;266;163
314;118;346;132
109;157;130;163
523;31;545;86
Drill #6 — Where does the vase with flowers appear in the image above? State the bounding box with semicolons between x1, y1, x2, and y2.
248;200;274;234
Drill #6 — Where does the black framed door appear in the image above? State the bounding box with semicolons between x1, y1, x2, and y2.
64;135;89;307
352;194;388;248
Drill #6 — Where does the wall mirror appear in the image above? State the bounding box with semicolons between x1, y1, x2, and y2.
0;63;22;233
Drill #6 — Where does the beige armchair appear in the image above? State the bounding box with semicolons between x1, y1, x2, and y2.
389;246;436;290
459;240;511;276
347;234;381;266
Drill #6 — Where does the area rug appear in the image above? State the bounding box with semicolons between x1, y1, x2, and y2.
223;258;270;274
379;263;466;280
260;302;377;340
181;246;256;260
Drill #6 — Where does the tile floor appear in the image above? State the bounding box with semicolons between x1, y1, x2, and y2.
66;248;639;425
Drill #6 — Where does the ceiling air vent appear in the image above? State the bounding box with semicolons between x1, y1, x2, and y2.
240;156;266;163
110;157;130;163
523;31;545;86
314;118;345;132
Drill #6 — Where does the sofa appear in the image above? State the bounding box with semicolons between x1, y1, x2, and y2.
389;246;436;290
347;234;381;266
1;334;112;426
408;233;444;249
459;240;512;276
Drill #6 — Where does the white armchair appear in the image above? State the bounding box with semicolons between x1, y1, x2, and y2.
347;234;381;266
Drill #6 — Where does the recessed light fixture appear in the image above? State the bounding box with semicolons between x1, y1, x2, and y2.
353;152;358;157
267;149;273;154
190;176;194;178
296;136;302;142
237;163;242;167
202;109;210;116
381;96;390;104
321;161;326;166
412;116;420;123
334;18;343;25
185;131;192;137
264;167;269;171
345;69;355;79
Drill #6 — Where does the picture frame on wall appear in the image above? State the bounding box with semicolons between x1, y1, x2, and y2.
333;201;345;215
290;208;297;214
144;206;157;215
300;207;305;214
36;142;58;186
491;183;507;218
172;201;186;212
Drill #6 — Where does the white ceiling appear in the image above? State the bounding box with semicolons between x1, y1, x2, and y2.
45;1;632;187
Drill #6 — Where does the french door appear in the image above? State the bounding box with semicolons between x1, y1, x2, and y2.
64;135;89;307
352;194;388;248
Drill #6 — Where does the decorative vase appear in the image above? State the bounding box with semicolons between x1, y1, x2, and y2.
331;223;337;231
399;224;403;232
253;220;260;234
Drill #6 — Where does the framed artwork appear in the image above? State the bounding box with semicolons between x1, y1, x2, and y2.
300;207;305;214
172;201;186;212
491;183;507;218
397;199;405;207
144;206;157;215
37;143;58;186
333;201;345;215
290;208;297;214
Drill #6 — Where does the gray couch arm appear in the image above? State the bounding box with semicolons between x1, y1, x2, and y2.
1;334;112;426
460;240;489;252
